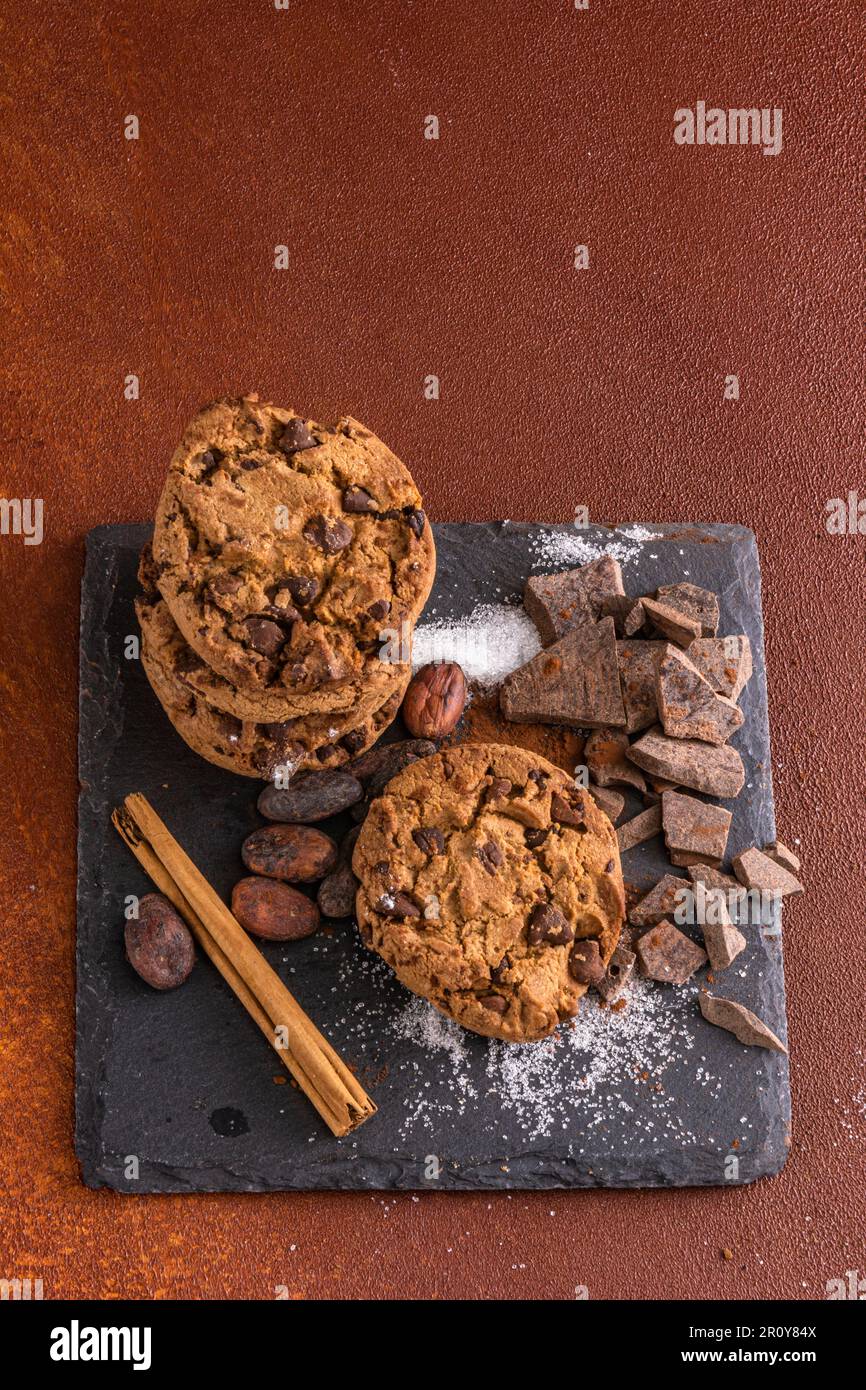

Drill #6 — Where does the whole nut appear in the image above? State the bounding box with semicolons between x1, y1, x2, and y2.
242;824;337;883
401;662;466;740
232;876;320;941
125;893;195;990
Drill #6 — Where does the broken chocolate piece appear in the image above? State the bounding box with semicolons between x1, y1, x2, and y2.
568;938;605;985
279;418;316;453
528;902;573;946
375;890;421;919
626;726;745;799
243;616;288;656
587;785;625;824
763;840;801;875
656;583;719;637
699;892;747;971
550;792;587;829
596;941;636;1001
636;920;707;984
500;618;626;729
303;515;353;555
656;644;744;746
343;485;378;513
640;597;702;647
598;595;646;637
688;636;752;701
661;790;732;868
477;840;503;875
698;994;787;1054
732;847;803;897
412;826;445;856
479;992;508;1013
687;863;748;915
585;729;646;792
523;557;625;646
628;874;692;927
617;640;664;734
616;804;663;853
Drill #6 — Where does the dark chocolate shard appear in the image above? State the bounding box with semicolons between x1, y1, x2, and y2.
699;892;747;971
585;728;646;791
732;847;803;897
636;920;707;984
523;557;625;646
500;618;626;729
626;726;745;799
656;583;720;637
628;873;692;927
687;636;752;701
617;640;664;734
662;790;732;868
587;784;625;824
596;941;636;1001
699;994;788;1054
640;596;702;647
687;863;748;915
598;595;646;637
616;804;663;854
656;644;744;746
763;840;801;875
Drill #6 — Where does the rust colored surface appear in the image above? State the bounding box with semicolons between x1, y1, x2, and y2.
1;1;864;1300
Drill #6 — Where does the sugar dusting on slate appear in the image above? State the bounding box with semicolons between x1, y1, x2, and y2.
529;525;661;571
413;603;541;686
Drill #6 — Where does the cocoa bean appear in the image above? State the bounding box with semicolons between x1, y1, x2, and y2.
231;876;320;941
257;770;363;823
242;824;337;883
348;738;437;790
317;826;360;918
401;663;466;740
125;893;195;990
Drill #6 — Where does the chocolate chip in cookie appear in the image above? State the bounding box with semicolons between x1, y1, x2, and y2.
569;939;605;985
476;840;503;875
243;616;289;656
376;891;421;919
528;902;574;946
303;515;353;555
412;827;445;856
343;486;379;514
551;792;587;830
279;418;316;453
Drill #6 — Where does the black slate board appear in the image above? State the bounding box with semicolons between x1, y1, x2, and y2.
76;522;791;1191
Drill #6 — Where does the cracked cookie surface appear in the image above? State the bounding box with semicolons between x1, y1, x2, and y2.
141;619;406;780
151;395;435;710
353;742;625;1042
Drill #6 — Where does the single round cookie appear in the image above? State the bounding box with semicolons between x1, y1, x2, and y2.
140;624;407;780
151;395;435;710
136;548;409;727
353;743;625;1042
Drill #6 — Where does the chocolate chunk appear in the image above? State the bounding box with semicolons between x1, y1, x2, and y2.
258;771;363;823
656;644;744;746
303;514;353;554
282;574;320;606
699;893;747;971
587;785;625;824
279;418;316;453
523;557;625;646
732;847;803;897
405;508;426;538
174;647;206;677
199;446;224;472
688;636;753;701
656;583;719;638
339;728;367;756
626;726;745;798
617;640;664;734
501;618;625;729
568;938;605;985
661;790;732;868
528;902;573;946
477;840;503;875
238;456;263;471
208;572;243;598
375;891;421;919
490;954;511;983
524;826;550;849
550;792;586;829
598;595;646;637
596;942;636;1001
412;826;445;856
687;863;748;915
698;994;787;1054
616;804;663;853
762;840;801;875
640;597;702;647
478;993;508;1013
628;874;692;926
485;777;513;802
367;599;391;621
243;616;288;656
343;485;378;513
585;728;646;791
636;920;707;984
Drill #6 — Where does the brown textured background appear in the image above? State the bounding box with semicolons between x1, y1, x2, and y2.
1;0;864;1300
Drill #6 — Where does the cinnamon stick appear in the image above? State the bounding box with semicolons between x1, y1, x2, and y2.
112;794;376;1137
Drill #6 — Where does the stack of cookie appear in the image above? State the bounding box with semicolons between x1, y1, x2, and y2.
136;395;436;779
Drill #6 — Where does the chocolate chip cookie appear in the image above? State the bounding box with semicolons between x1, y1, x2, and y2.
151;395;435;710
353;743;625;1042
141;621;406;780
136;546;408;727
